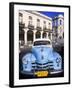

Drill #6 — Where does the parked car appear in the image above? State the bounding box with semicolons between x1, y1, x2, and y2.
19;39;63;77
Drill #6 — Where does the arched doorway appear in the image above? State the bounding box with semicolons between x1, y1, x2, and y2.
19;30;24;41
36;31;41;38
43;32;47;38
27;30;33;44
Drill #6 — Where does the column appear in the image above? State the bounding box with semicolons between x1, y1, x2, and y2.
46;32;49;39
33;30;37;42
41;31;43;39
23;28;28;45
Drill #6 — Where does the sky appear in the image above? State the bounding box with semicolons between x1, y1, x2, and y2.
39;11;64;19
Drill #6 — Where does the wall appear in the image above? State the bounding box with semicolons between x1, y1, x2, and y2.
0;0;71;90
20;11;52;29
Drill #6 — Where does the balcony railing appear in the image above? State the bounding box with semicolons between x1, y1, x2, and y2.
43;27;47;30
43;28;52;33
28;24;34;30
36;26;42;31
19;23;25;29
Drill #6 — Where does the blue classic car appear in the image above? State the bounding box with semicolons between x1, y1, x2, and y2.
20;39;63;77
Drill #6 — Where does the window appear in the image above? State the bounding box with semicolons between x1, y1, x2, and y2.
59;36;62;39
19;13;23;23
44;21;46;24
19;13;23;17
37;19;40;27
49;22;51;25
43;21;46;29
60;20;62;25
48;22;51;29
28;16;32;25
34;41;51;46
29;16;32;20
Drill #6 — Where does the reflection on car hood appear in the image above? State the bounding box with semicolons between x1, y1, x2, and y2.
32;45;55;63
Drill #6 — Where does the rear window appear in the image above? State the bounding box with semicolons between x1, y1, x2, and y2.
34;41;51;46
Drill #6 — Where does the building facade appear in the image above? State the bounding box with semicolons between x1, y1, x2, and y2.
19;10;52;46
52;15;64;43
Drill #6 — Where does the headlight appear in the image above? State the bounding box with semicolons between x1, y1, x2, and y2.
22;59;28;64
56;58;61;67
56;58;61;63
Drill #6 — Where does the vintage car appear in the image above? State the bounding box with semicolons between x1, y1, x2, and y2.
20;39;63;77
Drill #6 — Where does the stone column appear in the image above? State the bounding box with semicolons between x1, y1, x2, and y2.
23;28;28;45
33;30;37;42
46;32;49;39
41;31;43;39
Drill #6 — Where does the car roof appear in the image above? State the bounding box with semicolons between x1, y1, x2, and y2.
34;38;51;42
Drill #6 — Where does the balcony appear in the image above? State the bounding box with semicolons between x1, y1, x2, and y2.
36;26;42;31
28;24;34;30
43;28;52;33
43;27;47;31
19;23;25;29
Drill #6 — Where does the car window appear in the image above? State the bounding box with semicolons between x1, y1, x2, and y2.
34;41;51;46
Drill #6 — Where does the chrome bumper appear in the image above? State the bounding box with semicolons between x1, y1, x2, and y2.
50;70;63;74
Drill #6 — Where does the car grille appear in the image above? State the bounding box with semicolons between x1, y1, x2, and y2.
32;61;54;71
31;63;37;70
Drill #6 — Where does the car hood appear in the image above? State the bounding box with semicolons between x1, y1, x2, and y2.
32;45;56;64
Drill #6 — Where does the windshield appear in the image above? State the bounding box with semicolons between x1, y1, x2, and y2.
34;41;51;46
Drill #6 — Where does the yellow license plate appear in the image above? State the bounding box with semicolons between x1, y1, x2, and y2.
34;71;48;77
